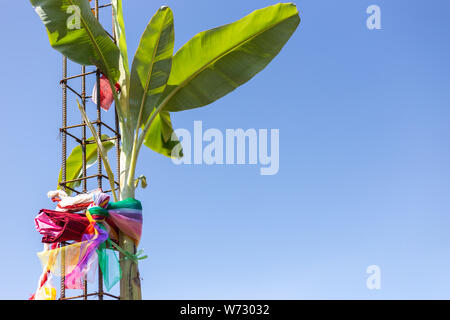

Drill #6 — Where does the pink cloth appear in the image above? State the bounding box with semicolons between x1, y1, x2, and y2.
92;75;120;111
35;212;61;240
108;210;143;246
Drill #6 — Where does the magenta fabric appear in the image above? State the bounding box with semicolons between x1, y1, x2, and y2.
35;210;91;243
64;224;109;289
35;212;61;240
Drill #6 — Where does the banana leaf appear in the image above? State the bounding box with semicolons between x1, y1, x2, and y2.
30;0;121;83
160;3;300;112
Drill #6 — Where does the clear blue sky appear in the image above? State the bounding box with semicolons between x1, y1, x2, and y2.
1;0;450;299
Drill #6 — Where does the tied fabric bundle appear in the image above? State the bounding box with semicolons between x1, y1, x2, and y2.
91;198;143;246
32;191;144;299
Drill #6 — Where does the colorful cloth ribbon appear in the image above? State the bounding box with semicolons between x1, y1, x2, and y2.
34;194;144;294
89;198;143;246
30;243;58;300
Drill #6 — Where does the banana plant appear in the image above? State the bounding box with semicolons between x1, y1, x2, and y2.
30;0;300;299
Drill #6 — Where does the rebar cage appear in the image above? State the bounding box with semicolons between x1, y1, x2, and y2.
59;0;120;300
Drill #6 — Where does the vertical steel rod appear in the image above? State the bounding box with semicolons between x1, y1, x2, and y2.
112;5;121;198
81;65;88;299
96;69;102;191
82;65;87;193
60;56;67;300
95;0;104;300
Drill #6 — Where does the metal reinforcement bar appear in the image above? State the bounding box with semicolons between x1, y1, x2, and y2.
58;0;120;300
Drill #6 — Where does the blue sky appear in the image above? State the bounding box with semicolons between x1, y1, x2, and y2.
1;0;450;299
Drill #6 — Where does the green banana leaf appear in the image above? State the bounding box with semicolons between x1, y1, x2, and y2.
30;0;121;83
160;3;300;112
112;0;131;120
57;134;114;195
143;111;182;159
129;5;174;127
129;6;181;158
112;0;129;75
